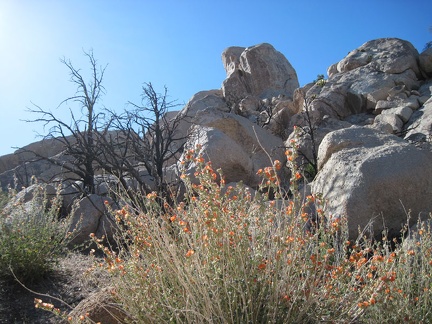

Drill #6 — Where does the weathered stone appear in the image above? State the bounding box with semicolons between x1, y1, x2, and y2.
419;48;432;77
404;96;421;110
285;116;352;165
238;96;261;118
0;138;70;175
221;46;245;77
344;113;375;126
337;49;371;72
327;63;338;78
69;195;117;246
68;287;130;324
312;126;432;240
337;38;420;76
222;43;299;106
323;38;421;113
381;106;413;123
375;99;395;111
373;113;404;134
367;121;394;134
374;96;420;115
2;183;58;217
265;99;300;138
180;90;228;117
387;84;409;99
419;95;431;106
306;83;367;120
180;110;287;188
404;98;432;144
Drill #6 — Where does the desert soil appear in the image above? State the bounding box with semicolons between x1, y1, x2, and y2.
0;252;108;324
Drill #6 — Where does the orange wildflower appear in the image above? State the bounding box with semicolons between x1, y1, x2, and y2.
185;250;195;257
258;262;267;270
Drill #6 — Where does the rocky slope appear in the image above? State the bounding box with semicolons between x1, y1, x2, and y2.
2;38;432;240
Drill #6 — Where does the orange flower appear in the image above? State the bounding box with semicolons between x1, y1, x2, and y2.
273;160;282;170
295;172;302;180
185;250;195;257
285;236;295;243
195;155;205;164
258;262;267;270
146;192;157;199
372;255;384;262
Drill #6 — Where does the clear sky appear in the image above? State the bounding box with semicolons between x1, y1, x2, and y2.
0;0;431;156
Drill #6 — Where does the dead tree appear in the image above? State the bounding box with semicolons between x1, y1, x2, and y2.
24;50;107;194
286;91;319;180
96;83;190;206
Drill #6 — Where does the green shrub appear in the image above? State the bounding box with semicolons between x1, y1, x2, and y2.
0;184;76;283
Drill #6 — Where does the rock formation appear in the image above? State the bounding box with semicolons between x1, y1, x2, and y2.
2;37;432;242
221;43;299;110
311;127;432;239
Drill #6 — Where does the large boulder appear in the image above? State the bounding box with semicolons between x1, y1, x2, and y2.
305;38;421;123
311;126;432;240
0;137;69;175
180;109;287;188
69;195;117;246
337;38;420;76
221;43;299;108
419;48;432;78
68;287;130;324
1;183;58;220
0;137;79;190
180;90;229;117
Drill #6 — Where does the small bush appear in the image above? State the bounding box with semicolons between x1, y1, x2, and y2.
0;184;76;283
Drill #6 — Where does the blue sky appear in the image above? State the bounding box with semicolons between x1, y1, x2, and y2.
0;0;431;156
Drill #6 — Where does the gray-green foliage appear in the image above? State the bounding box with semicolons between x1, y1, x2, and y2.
0;191;8;210
0;184;75;283
313;74;326;87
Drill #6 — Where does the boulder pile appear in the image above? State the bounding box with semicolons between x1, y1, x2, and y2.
2;38;432;242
